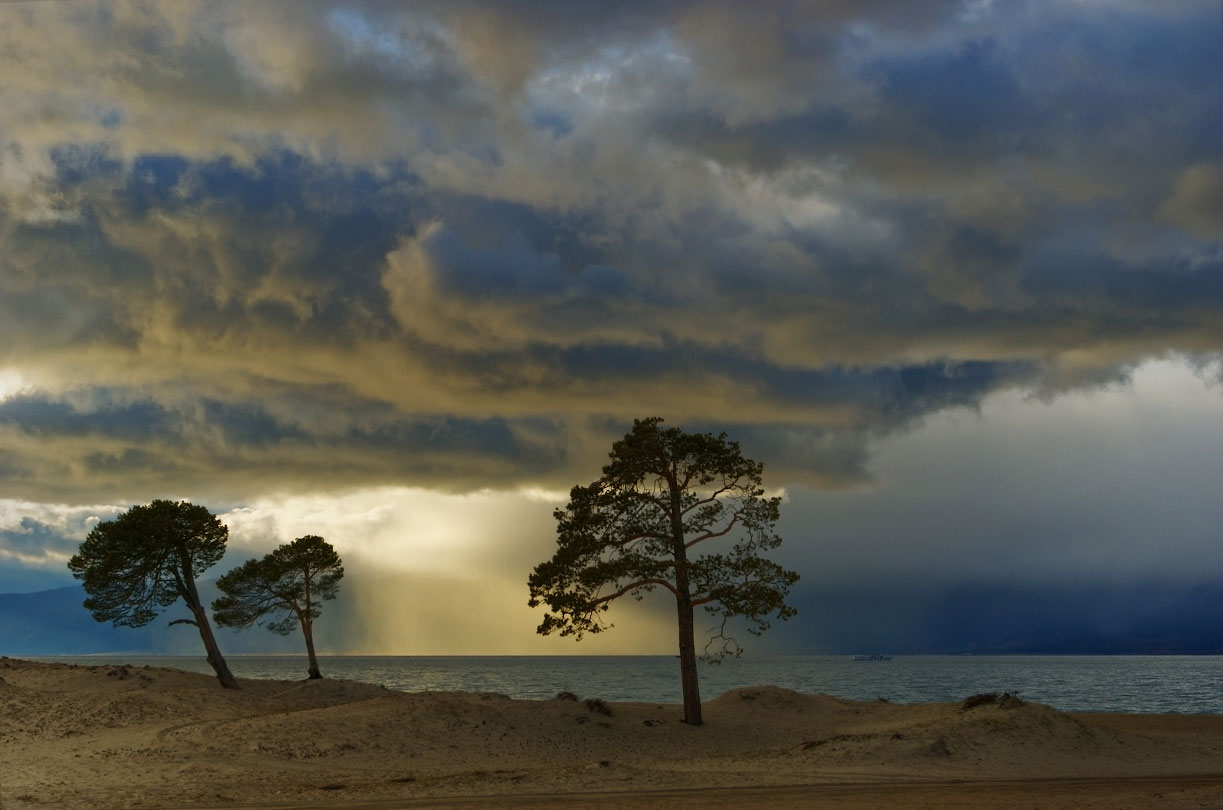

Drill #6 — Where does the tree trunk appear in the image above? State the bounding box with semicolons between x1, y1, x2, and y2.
302;617;322;679
675;591;702;725
180;563;239;690
192;605;240;689
669;472;703;726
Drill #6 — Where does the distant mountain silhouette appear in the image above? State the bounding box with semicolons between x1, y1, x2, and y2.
0;581;357;656
0;585;157;654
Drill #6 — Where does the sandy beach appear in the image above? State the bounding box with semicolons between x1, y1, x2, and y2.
2;657;1222;809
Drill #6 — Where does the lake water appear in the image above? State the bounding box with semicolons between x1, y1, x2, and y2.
32;654;1223;714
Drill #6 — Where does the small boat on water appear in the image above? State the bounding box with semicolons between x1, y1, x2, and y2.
851;654;893;662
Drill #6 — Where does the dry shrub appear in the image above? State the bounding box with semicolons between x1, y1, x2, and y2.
962;691;1025;710
962;692;1000;710
584;698;612;716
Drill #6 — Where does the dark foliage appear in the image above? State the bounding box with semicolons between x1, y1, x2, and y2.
66;499;238;688
528;417;798;724
68;500;226;628
212;534;343;678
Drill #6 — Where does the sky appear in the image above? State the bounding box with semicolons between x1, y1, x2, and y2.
1;0;1221;654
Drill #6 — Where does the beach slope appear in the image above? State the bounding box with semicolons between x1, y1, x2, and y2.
2;657;1221;809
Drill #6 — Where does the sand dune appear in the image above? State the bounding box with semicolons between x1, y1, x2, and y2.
2;657;1222;809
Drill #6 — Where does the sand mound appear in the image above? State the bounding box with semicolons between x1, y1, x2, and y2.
2;657;1222;809
711;684;856;712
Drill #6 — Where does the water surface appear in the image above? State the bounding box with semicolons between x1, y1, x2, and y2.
32;654;1223;714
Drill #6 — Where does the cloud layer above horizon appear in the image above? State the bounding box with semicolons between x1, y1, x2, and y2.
1;0;1219;505
1;1;1222;651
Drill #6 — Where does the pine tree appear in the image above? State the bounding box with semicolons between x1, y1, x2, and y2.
68;500;239;689
213;535;344;679
529;418;798;725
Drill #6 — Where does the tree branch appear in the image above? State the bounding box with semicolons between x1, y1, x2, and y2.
680;475;744;517
609;529;672;548
591;577;679;606
703;615;743;661
685;513;742;548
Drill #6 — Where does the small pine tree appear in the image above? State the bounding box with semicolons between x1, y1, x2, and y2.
212;535;344;679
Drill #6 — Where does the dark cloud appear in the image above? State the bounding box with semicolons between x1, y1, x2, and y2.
0;518;79;557
0;394;176;443
0;359;1033;500
0;387;577;500
880;38;1026;141
0;505;123;592
776;369;1223;589
0;0;1218;511
767;579;1223;655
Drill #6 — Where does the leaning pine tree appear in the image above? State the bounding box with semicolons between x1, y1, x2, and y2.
68;499;239;689
212;535;344;680
528;417;799;726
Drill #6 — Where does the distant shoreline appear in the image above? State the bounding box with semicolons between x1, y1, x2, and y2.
17;652;1223;715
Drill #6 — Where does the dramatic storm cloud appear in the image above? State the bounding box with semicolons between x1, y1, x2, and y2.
1;1;1220;652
